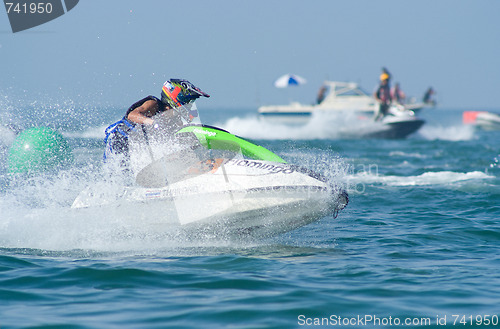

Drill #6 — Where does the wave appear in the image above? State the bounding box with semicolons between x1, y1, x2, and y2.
417;124;476;141
346;170;494;187
218;115;322;140
388;151;427;159
0;167;236;251
217;112;380;140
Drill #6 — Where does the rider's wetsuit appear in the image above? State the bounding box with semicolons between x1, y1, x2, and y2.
104;96;164;159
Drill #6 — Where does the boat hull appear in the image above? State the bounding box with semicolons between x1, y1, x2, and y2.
463;111;500;131
476;112;500;130
258;110;425;139
362;118;425;139
171;185;346;239
72;159;348;239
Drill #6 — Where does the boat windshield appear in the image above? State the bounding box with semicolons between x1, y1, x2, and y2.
334;85;369;97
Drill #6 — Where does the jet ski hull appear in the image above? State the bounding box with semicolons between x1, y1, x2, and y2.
76;120;348;239
362;118;425;139
72;159;347;239
193;186;347;239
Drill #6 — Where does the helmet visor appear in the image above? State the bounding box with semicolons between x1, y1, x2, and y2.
173;102;201;124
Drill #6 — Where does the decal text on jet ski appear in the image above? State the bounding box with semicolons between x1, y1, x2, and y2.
227;159;295;174
192;128;217;137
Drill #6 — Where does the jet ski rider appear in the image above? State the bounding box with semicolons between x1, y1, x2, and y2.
104;79;210;159
373;73;392;121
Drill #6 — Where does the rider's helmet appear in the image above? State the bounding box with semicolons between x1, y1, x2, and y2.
380;73;390;81
161;79;210;122
161;79;210;108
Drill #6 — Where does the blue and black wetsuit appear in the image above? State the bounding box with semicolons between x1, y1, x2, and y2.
104;96;163;160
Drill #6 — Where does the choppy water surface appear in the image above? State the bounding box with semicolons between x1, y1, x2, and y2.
1;107;499;328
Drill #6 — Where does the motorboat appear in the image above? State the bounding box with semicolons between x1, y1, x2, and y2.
463;111;500;131
258;81;427;117
476;112;500;130
257;81;426;139
71;109;349;239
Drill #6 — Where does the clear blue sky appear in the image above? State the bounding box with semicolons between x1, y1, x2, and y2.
1;0;499;111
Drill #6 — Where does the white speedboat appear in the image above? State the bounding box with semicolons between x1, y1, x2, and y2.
258;81;427;117
258;81;426;139
72;114;348;239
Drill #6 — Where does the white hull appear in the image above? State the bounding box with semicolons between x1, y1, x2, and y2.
259;108;424;139
72;159;347;239
258;103;426;117
463;111;500;131
476;112;500;131
258;81;426;116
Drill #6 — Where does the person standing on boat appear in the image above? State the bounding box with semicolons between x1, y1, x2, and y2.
373;73;392;121
316;84;327;104
391;82;406;105
381;67;392;86
104;79;210;160
423;87;436;106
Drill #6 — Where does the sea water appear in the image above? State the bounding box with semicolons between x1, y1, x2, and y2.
0;106;499;328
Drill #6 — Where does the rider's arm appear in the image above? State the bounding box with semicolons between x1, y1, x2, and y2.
127;100;158;125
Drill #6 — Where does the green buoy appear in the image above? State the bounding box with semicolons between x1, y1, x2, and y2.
7;127;73;174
